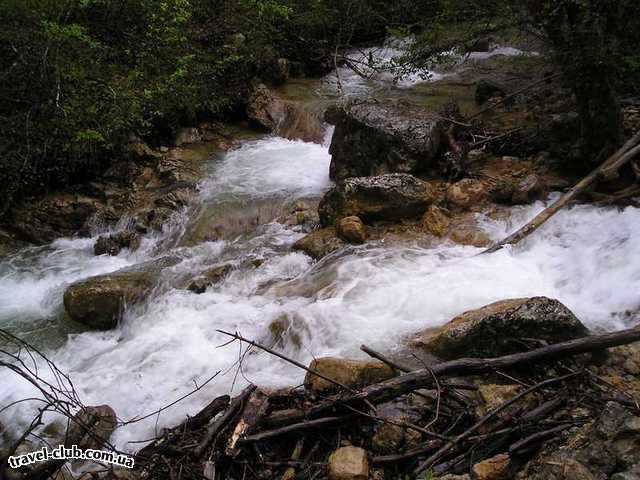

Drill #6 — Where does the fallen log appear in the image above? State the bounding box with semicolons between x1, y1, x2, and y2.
186;394;230;431
225;388;269;457
263;325;640;428
194;384;256;458
484;131;640;254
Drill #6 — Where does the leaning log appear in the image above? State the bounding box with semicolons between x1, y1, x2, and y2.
484;131;640;254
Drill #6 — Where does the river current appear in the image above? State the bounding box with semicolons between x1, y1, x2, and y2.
0;44;639;453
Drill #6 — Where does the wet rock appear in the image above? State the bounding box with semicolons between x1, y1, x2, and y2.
292;227;345;260
187;264;232;294
63;256;181;329
475;79;507;105
411;297;589;359
174;127;202;146
10;194;99;243
517;402;640;479
511;174;545;204
265;313;309;349
336;216;366;244
491;174;545;205
94;230;141;256
448;215;491;247
304;357;395;394
68;405;117;450
154;186;195;210
472;453;511;480
446;179;489;210
327;446;369;480
327;101;443;181
319;174;436;226
246;83;285;132
421;205;450;237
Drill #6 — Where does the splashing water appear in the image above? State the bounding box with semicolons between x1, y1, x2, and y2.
0;66;638;454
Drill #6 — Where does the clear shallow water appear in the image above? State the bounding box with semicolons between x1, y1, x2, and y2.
0;56;638;454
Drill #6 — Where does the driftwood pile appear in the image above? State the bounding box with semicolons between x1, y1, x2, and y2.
135;326;640;480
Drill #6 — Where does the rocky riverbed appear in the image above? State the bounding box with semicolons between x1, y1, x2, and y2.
0;40;639;480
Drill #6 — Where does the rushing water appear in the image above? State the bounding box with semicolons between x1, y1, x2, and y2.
0;45;639;454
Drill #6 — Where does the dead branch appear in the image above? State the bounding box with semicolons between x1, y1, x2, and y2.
194;384;256;458
484;131;640;253
263;325;640;428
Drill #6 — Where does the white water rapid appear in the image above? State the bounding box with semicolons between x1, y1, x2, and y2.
0;47;638;456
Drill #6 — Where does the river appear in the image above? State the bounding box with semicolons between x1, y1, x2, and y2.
0;44;639;453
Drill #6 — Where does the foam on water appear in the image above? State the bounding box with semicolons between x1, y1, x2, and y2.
200;135;332;201
1;194;638;450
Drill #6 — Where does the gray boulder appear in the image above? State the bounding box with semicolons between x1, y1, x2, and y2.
411;296;589;359
327;101;443;181
319;173;436;226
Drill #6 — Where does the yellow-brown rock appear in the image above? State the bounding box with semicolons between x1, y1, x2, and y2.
328;446;369;480
304;357;395;393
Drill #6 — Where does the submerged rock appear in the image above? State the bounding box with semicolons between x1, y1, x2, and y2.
319;174;436;226
63;256;181;329
187;264;232;294
328;446;369;480
94;230;141;256
327;101;443;181
411;297;589;359
292;227;345;260
304;357;395;393
336;216;366;244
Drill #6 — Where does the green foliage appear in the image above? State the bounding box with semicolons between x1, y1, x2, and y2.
0;0;434;214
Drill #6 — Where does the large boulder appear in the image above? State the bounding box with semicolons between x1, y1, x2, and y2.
411;297;589;359
319;174;437;226
304;357;395;394
327;101;443;181
246;83;285;132
63;256;181;329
